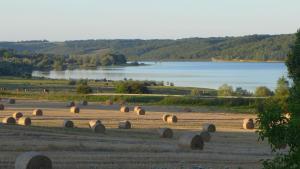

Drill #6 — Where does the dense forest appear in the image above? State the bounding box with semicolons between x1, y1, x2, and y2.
0;34;295;61
0;49;127;76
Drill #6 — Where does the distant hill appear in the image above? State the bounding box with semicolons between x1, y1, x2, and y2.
0;34;296;61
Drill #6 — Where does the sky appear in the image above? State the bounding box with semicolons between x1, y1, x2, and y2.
0;0;299;41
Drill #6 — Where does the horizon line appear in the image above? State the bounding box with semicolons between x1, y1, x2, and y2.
0;33;294;43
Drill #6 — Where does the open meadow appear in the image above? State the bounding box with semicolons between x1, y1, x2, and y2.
0;98;285;169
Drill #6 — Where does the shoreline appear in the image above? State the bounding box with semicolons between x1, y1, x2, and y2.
129;59;285;63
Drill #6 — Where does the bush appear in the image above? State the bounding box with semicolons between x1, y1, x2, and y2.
255;86;273;97
76;84;93;94
159;96;257;107
191;88;203;96
68;80;76;85
115;81;149;94
218;84;234;96
78;79;88;85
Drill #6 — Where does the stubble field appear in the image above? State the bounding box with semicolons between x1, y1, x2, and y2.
0;99;279;169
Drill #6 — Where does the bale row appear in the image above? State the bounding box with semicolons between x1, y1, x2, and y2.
33;109;43;116
89;120;101;128
118;120;131;129
63;120;74;128
70;106;80;114
91;123;106;133
178;133;204;150
2;116;31;126
162;114;178;123
158;128;173;138
2;116;16;124
243;118;254;129
202;123;216;132
88;120;105;133
136;108;145;115
120;106;129;113
134;106;142;112
18;117;31;126
15;151;52;169
13;112;23;120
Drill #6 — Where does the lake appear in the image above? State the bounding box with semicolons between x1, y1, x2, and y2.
32;62;287;91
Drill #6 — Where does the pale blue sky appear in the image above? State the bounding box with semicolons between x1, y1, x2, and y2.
0;0;299;41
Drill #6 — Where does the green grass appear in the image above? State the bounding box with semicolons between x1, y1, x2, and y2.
0;76;216;95
0;76;260;113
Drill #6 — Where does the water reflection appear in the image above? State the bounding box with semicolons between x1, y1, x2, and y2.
32;62;287;91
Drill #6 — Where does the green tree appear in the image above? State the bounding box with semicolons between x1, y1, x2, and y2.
190;88;203;96
235;87;251;96
115;81;149;94
255;86;273;97
101;57;112;66
76;84;93;94
218;84;234;96
53;60;64;70
257;29;300;169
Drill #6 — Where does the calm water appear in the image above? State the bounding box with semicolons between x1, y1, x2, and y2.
32;62;287;91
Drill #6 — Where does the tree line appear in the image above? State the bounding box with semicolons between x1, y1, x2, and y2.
0;49;127;76
0;34;295;61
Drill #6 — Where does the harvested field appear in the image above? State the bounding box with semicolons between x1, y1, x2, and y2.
0;99;286;169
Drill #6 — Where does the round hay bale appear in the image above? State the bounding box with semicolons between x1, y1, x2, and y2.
200;131;211;142
13;112;23;120
80;100;88;106
120;106;129;113
136;109;146;115
63;120;74;128
178;133;204;150
15;151;52;169
243;118;254;129
167;115;178;123
162;114;170;122
66;101;75;107
202;123;216;132
18;117;31;126
70;106;80;114
118;120;131;129
158;128;173;138
2;116;16;124
89;120;101;128
91;123;106;133
32;109;43;116
134;106;142;112
8;99;15;104
0;104;4;110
